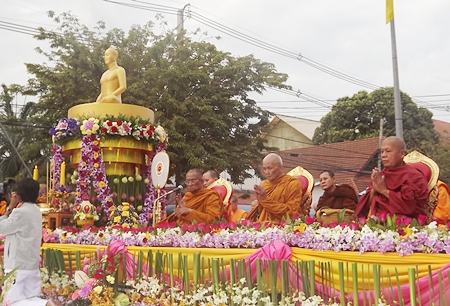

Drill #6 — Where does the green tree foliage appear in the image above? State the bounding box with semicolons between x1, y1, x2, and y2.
312;87;440;153
23;12;289;184
0;84;47;179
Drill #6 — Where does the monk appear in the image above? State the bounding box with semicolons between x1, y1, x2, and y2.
317;170;357;211
247;153;302;223
203;169;233;221
163;169;222;225
95;46;127;103
227;196;247;223
354;136;428;219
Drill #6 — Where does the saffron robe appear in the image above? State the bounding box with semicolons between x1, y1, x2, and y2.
228;207;248;223
433;180;450;223
355;163;428;218
165;189;222;225
247;174;302;223
317;184;358;211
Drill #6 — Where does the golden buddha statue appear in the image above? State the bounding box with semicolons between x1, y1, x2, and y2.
95;46;127;103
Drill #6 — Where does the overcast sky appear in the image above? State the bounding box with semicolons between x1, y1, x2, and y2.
1;0;449;123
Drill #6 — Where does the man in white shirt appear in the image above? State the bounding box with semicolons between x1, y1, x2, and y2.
0;178;61;306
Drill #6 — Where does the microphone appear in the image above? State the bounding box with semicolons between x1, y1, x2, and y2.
154;185;183;203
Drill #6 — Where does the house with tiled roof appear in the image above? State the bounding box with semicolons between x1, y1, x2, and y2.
278;137;381;194
433;119;450;145
261;115;320;151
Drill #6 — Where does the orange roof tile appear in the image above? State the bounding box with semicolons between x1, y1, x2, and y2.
277;137;380;192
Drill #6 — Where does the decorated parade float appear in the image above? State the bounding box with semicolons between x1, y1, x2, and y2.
30;48;450;305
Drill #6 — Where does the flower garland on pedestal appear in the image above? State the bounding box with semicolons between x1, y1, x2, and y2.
51;143;64;189
138;143;167;226
75;119;114;218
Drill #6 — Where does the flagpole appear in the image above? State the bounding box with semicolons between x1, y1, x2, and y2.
389;10;403;139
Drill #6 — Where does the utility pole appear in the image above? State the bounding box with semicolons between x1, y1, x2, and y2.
378;118;384;169
176;4;190;34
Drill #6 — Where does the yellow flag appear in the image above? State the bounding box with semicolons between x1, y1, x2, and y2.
386;0;394;24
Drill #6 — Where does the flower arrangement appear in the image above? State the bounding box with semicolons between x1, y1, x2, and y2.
69;247;129;306
73;200;100;223
49;118;80;142
80;118;100;135
101;120;132;136
43;215;450;255
48;186;77;212
108;202;139;229
50;115;168;147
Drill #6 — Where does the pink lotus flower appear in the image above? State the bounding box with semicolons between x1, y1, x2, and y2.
349;222;360;230
203;224;211;233
253;222;261;230
305;216;316;225
417;214;428;225
378;212;387;222
402;217;413;226
228;221;237;229
121;193;127;200
329;221;338;228
241;219;252;226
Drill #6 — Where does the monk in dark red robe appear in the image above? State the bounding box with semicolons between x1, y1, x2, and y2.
247;153;302;223
355;137;428;219
317;170;357;211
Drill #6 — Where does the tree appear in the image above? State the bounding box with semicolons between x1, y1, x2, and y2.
23;12;289;184
312;87;440;153
0;84;47;180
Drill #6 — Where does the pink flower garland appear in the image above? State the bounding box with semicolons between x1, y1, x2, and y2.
75;134;114;217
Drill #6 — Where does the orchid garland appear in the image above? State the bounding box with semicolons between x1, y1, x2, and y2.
75;134;114;216
44;219;450;256
51;143;64;189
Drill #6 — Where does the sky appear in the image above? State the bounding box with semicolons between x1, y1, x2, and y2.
1;0;449;123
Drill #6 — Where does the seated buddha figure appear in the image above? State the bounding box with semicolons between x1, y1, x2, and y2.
95;46;127;103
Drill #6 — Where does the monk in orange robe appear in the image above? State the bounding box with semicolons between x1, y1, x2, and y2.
227;196;247;223
203;170;233;221
432;180;450;223
247;153;302;223
317;170;357;211
163;169;222;225
355;137;428;219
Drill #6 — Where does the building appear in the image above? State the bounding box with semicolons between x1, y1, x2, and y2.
261;115;320;151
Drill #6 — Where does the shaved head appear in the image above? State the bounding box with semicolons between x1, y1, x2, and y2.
384;136;406;151
263;153;283;166
187;169;203;180
381;136;406;168
205;170;219;179
262;153;283;181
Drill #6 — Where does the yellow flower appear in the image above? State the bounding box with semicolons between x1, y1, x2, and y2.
114;216;121;223
93;285;103;294
106;275;115;284
93;163;99;168
93;140;99;146
122;205;129;211
122;223;130;228
109;206;116;211
122;211;130;217
294;223;307;233
98;181;105;188
93;152;99;158
401;225;413;239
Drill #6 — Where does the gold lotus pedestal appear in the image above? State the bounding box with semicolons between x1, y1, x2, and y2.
63;103;155;176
